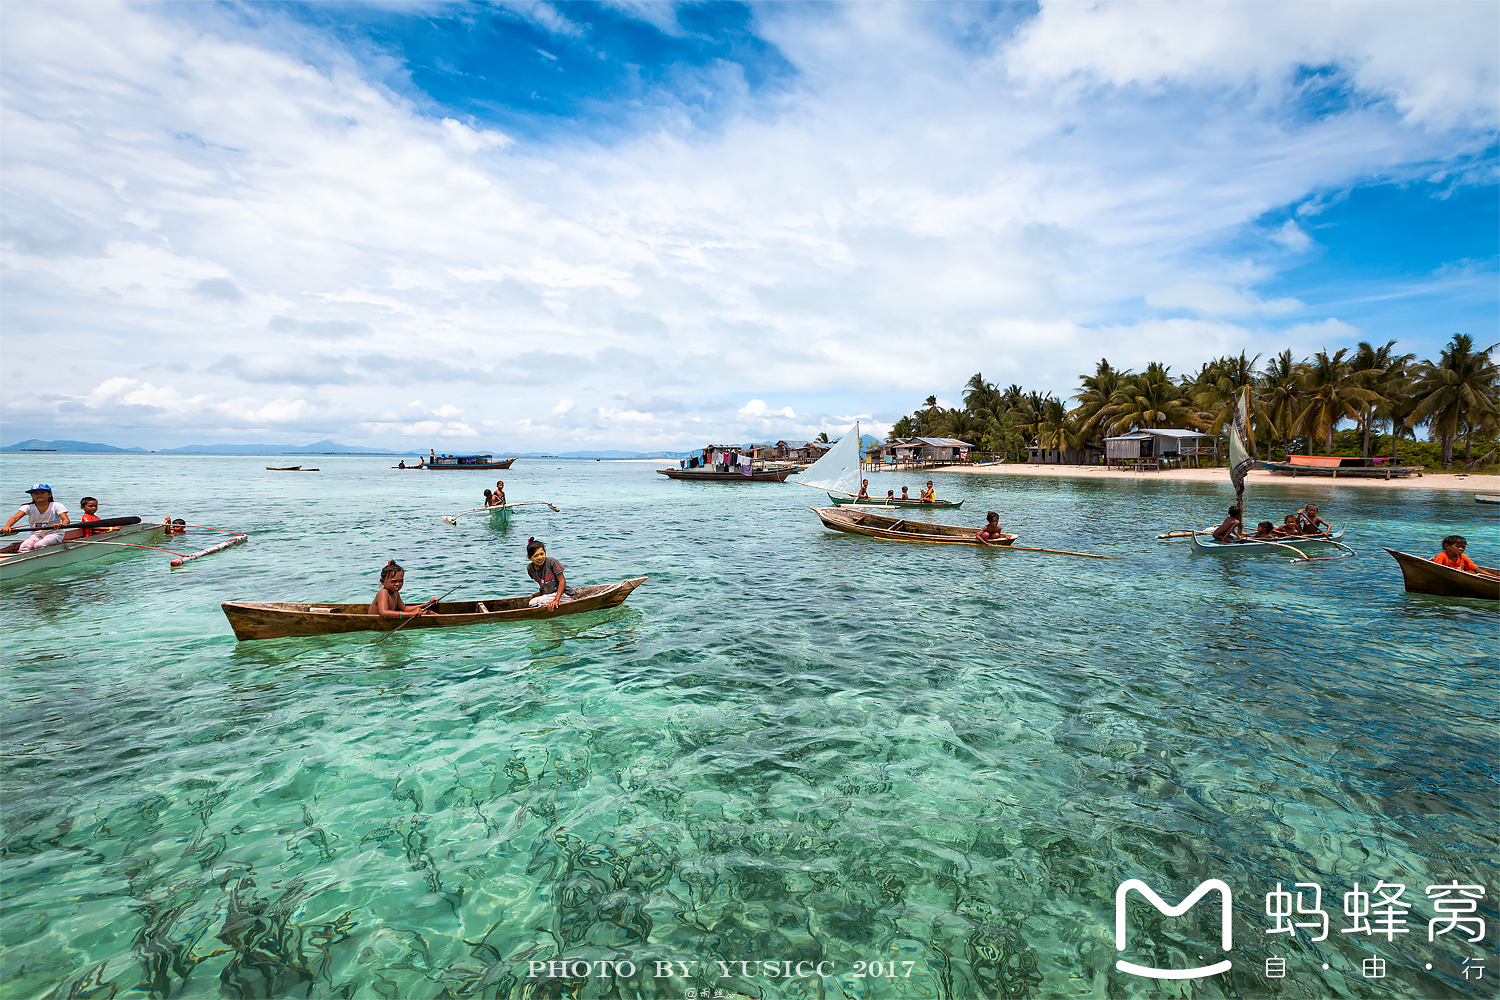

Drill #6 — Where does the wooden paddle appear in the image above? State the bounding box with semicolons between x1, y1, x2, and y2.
374;586;460;643
4;516;142;533
1002;544;1116;560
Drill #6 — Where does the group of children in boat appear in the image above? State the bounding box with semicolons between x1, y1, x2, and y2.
1211;503;1332;542
1;483;130;552
482;481;506;508
854;479;940;503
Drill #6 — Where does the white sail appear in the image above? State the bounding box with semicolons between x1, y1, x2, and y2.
799;423;863;495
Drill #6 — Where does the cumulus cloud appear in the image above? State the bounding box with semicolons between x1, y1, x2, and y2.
1;2;1492;449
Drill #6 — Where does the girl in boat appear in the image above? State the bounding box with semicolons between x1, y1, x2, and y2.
975;511;1005;547
369;560;439;618
526;538;576;609
494;481;507;505
1295;504;1331;535
921;481;936;502
3;484;70;552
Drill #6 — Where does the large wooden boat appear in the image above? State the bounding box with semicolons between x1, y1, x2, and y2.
657;467;795;482
1189;528;1346;555
222;577;648;641
0;519;167;582
417;454;515;470
1383;548;1498;600
1259;456;1423;479
812;506;1015;546
830;495;963;509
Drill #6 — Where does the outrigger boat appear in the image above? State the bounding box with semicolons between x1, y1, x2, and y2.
0;518;167;581
829;495;963;509
1383;548;1499;600
812;507;1015;546
1189;528;1346;555
221;577;648;640
412;453;515;470
1259;455;1423;479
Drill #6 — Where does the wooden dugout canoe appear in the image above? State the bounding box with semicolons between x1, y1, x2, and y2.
811;506;1016;546
1383;548;1499;600
829;495;964;509
222;576;648;641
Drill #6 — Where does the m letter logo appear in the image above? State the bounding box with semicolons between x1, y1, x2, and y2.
1115;879;1233;979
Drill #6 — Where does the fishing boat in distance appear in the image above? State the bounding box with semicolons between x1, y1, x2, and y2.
1260;455;1424;479
221;577;648;640
1476;493;1500;504
267;465;302;471
658;444;795;481
1383;548;1499;600
812;507;1015;547
0;518;167;581
414;454;515;470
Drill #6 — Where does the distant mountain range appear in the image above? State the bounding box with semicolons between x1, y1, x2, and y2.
2;434;875;458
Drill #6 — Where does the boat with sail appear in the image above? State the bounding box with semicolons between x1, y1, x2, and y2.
222;577;648;640
1383;548;1499;600
1190;529;1346;555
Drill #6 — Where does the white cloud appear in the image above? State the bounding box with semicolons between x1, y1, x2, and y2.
0;2;1490;449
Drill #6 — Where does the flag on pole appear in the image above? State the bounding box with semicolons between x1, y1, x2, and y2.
1229;386;1253;507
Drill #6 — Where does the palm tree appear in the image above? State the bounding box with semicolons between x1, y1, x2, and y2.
1349;340;1414;459
816;431;830;444
1105;363;1202;434
1258;350;1302;459
1294;349;1372;455
1192;351;1263;457
1072;358;1130;445
1036;396;1079;461
1408;334;1500;465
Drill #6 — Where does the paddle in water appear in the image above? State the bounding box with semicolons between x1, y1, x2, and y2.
370;560;456;643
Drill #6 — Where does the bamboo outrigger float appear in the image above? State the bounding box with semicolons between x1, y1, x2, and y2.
221;577;648;641
1383;549;1499;600
829;495;963;509
812;506;1016;546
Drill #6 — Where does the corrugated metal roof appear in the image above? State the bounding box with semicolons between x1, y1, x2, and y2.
915;437;974;447
1103;428;1215;440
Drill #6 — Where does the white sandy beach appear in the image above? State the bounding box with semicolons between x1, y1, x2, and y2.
933;463;1500;492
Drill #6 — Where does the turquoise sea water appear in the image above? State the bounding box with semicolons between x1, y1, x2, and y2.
2;456;1495;1000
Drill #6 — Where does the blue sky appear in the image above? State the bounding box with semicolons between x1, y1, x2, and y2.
1;1;1495;449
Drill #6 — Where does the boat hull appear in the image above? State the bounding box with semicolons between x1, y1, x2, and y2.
423;459;514;470
1259;460;1423;479
657;468;794;482
812;507;1014;546
1383;548;1499;599
830;495;963;508
0;519;167;581
1189;529;1345;555
221;577;648;641
490;504;512;527
1477;494;1500;504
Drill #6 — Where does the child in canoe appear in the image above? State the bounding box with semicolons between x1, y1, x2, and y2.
526;538;576;609
975;511;1006;546
1431;535;1496;577
369;560;439;618
1210;506;1243;542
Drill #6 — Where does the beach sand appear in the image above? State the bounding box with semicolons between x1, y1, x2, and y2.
933;463;1500;492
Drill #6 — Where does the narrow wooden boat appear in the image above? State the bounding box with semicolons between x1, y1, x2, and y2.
829;495;963;509
657;468;795;482
267;465;302;471
221;577;648;641
1259;457;1423;479
0;519;167;581
1477;493;1500;504
422;454;515;470
1383;548;1499;600
1189;528;1346;555
812;506;1015;546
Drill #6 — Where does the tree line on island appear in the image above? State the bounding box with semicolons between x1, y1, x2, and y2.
887;334;1500;468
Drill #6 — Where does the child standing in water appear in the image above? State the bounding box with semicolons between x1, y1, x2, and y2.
369;560;439;618
526;538;576;609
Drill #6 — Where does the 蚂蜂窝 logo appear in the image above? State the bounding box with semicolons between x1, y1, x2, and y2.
1116;879;1233;979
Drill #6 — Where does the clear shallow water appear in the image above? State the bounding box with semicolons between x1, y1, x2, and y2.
1;456;1495;999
